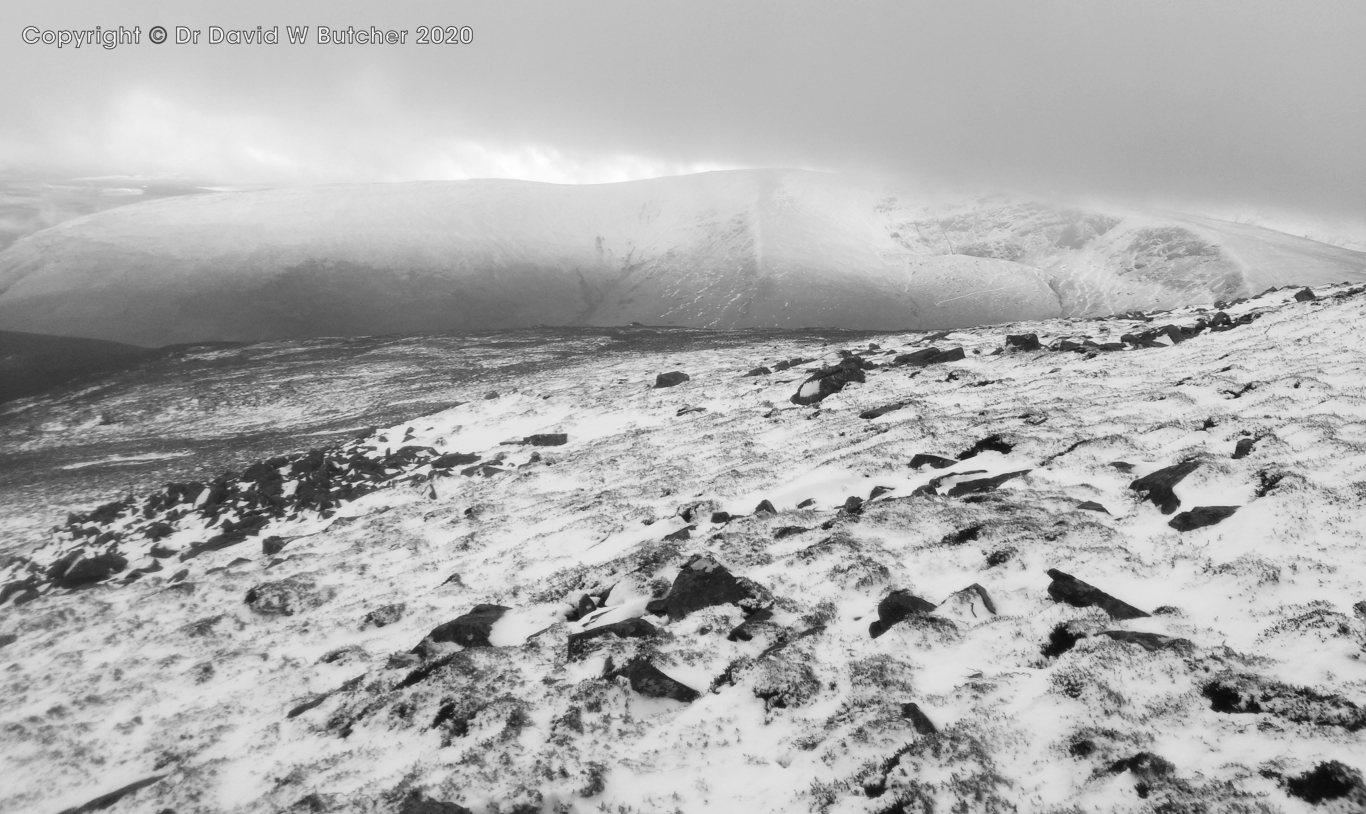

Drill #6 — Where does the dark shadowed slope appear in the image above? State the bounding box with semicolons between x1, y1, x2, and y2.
0;330;153;403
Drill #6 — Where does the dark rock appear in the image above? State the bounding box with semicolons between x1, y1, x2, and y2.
523;433;568;447
1045;568;1150;620
262;536;287;556
1107;752;1176;798
245;579;332;616
421;604;510;650
663;525;695;542
56;553;128;589
958;435;1013;460
1284;761;1366;805
1077;501;1110;514
773;526;808;539
55;775;165;814
1069;739;1096;758
1005;333;1042;351
710;511;731;524
901;702;938;735
869;589;936;638
909;453;956;470
1168;505;1238;531
400;791;474;814
940;525;983;546
0;633;15;649
649;555;759;621
1109;461;1135;473
459;463;506;478
796;498;816;508
654;371;690;388
430;452;480;469
566;593;597;622
860;401;911;420
1129;460;1200;514
361;603;406;629
841;496;865;516
868;486;893;500
1042;623;1081;658
946;470;1029;496
1097;630;1192;653
608;657;700;702
892;346;965;367
745;366;772;377
1232;438;1255;459
790;359;866;405
753;499;777;515
1294;287;1318;302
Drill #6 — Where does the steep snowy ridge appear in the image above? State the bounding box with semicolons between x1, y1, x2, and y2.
2;283;1365;813
1;170;1361;346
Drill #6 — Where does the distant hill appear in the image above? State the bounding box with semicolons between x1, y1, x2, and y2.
0;330;152;403
0;169;1362;346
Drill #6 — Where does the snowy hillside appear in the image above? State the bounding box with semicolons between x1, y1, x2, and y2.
2;283;1365;813
1;170;1362;346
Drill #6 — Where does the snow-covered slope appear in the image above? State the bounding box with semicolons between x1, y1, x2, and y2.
1;170;1361;346
2;283;1364;813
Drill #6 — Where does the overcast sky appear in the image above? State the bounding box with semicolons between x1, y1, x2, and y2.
1;0;1363;219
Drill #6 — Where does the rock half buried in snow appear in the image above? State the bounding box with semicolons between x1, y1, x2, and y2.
901;702;938;735
790;358;866;405
869;589;937;638
909;453;956;470
654;371;690;388
1045;569;1150;620
419;604;510;650
934;583;997;624
1129;460;1200;514
1202;674;1366;730
892;346;965;367
860;401;911;420
646;555;765;621
245;578;335;616
522;433;568;447
568;618;658;657
55;775;165;814
400;791;474;814
1005;333;1042;351
1232;437;1255;459
1168;505;1238;531
947;470;1030;497
1097;630;1192;653
607;657;700;703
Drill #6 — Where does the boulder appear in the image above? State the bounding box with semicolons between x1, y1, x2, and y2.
55;553;128;589
421;604;510;649
753;499;777;516
646;555;762;621
569;618;658;657
400;791;474;814
901;702;938;735
892;347;965;367
869;589;936;638
523;433;568;447
1232;438;1255;459
790;359;866;405
946;470;1029;496
745;366;772;377
654;372;690;388
262;536;288;556
1129;460;1200;514
1294;287;1318;302
859;401;911;420
1045;568;1150;620
1077;500;1110;514
607;657;700;702
1168;505;1238;531
1005;333;1042;351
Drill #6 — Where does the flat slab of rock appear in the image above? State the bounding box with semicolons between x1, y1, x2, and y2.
790;359;865;405
569;618;658;656
1045;568;1150;620
892;347;965;367
654;371;690;388
1168;505;1238;531
401;791;474;814
422;604;510;649
1130;460;1200;514
909;453;956;470
946;470;1030;497
523;433;568;446
608;657;700;702
860;401;911;420
56;775;164;814
1098;630;1192;653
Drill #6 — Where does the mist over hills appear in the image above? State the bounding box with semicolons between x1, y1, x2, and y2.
0;169;1363;347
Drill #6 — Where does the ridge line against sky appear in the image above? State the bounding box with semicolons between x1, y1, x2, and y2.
1;0;1364;223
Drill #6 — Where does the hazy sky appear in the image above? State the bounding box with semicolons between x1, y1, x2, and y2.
2;0;1363;218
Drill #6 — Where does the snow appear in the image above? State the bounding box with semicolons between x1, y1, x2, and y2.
1;283;1365;813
